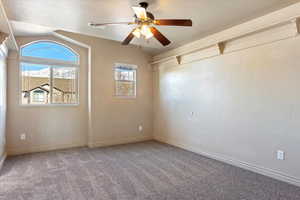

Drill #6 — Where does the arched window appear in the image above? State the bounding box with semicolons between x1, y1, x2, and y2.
21;41;78;63
20;41;79;105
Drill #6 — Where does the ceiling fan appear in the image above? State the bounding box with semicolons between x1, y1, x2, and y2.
88;2;192;46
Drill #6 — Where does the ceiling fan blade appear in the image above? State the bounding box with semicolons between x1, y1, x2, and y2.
89;22;134;27
132;6;147;20
122;30;135;45
149;27;171;46
154;19;192;26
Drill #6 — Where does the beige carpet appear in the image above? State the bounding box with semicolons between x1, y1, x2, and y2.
1;141;300;200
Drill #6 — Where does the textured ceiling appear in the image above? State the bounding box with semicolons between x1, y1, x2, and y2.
3;0;300;55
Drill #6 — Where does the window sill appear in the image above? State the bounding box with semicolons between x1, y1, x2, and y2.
114;96;137;99
19;104;80;107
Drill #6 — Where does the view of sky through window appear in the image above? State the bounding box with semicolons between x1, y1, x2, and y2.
21;42;77;63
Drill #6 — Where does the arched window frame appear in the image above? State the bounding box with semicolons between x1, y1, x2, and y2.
20;40;80;67
19;40;80;106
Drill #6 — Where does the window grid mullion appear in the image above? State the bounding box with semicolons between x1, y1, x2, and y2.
50;66;53;104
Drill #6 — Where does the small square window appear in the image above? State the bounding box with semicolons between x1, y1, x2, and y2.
114;64;137;98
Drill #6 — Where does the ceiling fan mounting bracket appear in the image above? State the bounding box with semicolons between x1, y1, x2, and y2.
139;2;149;9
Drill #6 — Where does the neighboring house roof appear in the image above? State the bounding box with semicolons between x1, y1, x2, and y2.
40;83;64;93
23;86;49;93
22;77;75;93
22;84;67;94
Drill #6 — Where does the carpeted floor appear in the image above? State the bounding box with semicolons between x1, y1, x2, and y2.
1;141;300;200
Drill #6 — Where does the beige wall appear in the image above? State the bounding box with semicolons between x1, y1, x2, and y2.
6;35;89;155
55;31;153;147
6;32;153;154
153;35;300;185
0;43;7;166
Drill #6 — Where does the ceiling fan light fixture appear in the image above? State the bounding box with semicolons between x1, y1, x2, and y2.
140;25;153;39
132;28;141;38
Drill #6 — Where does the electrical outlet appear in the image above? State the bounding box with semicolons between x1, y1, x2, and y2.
277;150;285;160
20;133;26;140
138;125;143;132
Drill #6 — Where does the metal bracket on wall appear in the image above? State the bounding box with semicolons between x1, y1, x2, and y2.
0;32;8;45
175;56;181;65
217;42;226;55
296;18;300;35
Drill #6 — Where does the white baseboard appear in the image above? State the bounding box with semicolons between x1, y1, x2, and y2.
0;152;7;172
88;136;153;148
7;136;153;155
155;137;300;187
7;142;86;156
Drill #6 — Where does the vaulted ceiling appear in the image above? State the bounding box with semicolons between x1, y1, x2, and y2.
3;0;300;55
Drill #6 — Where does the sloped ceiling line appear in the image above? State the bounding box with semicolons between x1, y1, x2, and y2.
0;0;17;50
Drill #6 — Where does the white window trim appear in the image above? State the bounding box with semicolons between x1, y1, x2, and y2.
19;62;80;107
19;41;80;107
21;56;79;68
114;63;138;69
114;63;137;99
